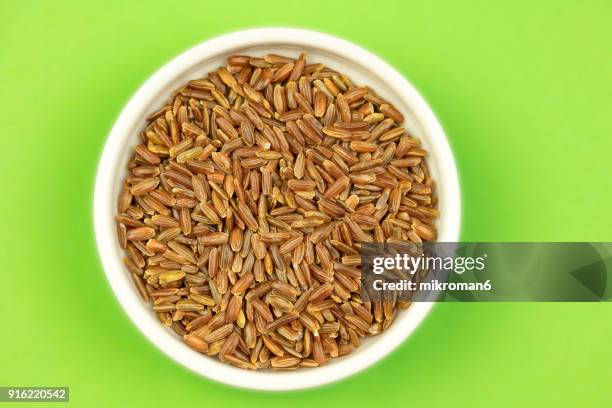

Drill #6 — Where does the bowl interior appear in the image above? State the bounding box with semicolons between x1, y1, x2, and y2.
95;29;460;391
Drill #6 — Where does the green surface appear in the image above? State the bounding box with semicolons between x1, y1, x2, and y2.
1;0;611;406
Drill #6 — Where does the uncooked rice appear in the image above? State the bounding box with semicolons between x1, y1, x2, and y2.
116;52;438;370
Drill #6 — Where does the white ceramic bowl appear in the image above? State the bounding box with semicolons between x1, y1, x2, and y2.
94;27;461;391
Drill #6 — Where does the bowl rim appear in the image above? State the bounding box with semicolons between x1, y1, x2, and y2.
93;27;461;391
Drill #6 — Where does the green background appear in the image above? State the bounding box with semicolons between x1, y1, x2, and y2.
1;0;611;406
